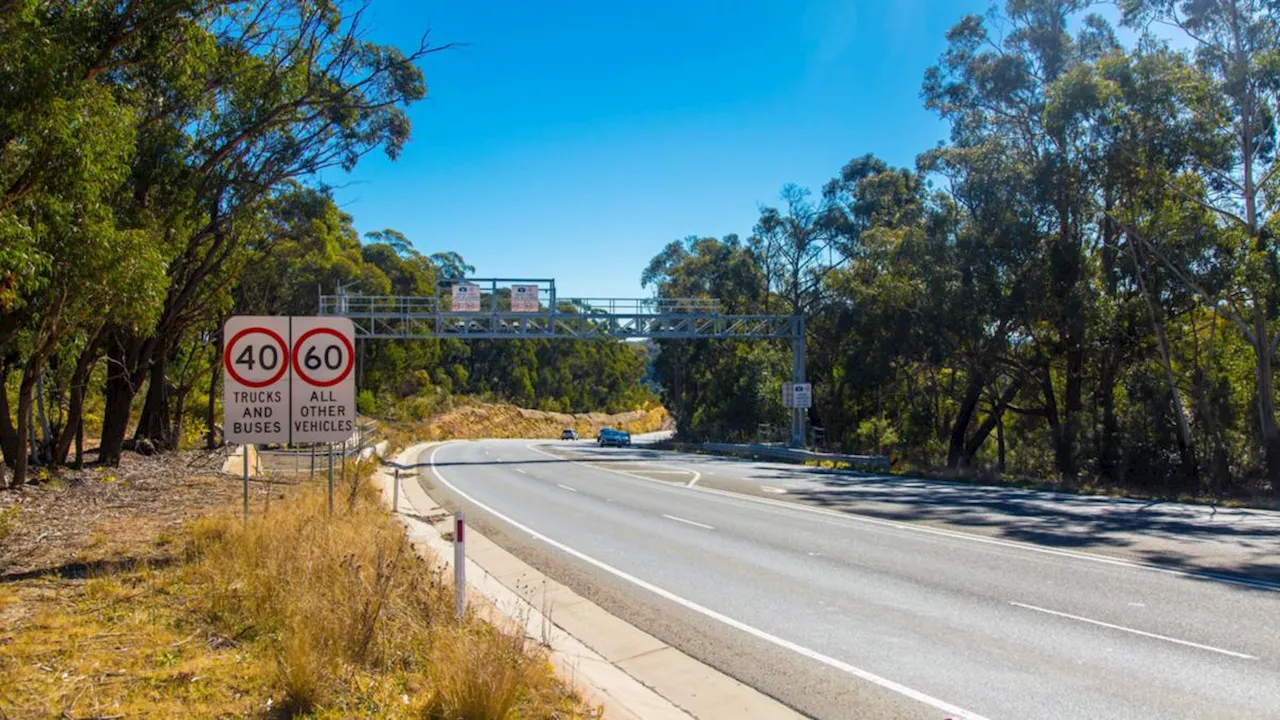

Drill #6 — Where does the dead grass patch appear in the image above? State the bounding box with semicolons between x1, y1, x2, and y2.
0;466;600;719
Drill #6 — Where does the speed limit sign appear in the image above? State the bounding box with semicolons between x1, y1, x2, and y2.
222;316;356;445
290;316;356;443
222;316;292;445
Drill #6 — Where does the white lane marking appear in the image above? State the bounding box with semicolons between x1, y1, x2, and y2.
557;483;578;493
662;514;714;530
1008;602;1257;660
434;443;990;720
527;443;1280;593
761;486;787;494
516;469;527;474
540;444;702;486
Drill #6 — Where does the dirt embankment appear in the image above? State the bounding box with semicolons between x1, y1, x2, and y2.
407;403;672;442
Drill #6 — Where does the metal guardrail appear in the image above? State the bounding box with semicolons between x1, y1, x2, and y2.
698;442;892;471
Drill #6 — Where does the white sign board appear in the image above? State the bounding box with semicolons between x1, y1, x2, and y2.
451;282;481;312
792;383;812;409
290;316;356;444
223;316;291;445
782;383;794;407
511;284;539;312
222;316;356;446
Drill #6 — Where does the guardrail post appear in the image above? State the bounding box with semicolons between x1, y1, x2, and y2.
454;511;466;620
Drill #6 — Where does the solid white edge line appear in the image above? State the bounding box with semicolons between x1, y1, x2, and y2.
524;443;1280;593
433;443;991;720
662;513;714;530
557;483;578;493
1008;601;1258;660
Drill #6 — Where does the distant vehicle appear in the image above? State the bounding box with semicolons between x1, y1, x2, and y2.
561;428;578;440
597;427;631;447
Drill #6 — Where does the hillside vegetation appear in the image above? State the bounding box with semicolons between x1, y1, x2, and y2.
0;0;656;487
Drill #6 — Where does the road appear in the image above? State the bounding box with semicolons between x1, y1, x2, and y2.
417;439;1280;720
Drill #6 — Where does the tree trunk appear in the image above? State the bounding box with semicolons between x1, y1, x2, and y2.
1098;351;1120;484
1252;307;1280;490
1039;361;1066;478
134;350;173;450
0;359;19;478
13;368;36;485
996;411;1006;474
961;377;1023;465
98;342;138;466
947;371;984;468
54;337;99;466
1063;332;1083;480
206;332;221;449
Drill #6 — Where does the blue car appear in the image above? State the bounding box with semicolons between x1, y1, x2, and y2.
597;427;631;447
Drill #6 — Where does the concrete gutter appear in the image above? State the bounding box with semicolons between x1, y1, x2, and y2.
374;442;803;720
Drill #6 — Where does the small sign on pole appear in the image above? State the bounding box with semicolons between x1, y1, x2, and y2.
451;282;481;312
511;284;539;312
792;383;813;409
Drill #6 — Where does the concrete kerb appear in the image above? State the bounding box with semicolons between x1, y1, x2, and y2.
374;441;803;720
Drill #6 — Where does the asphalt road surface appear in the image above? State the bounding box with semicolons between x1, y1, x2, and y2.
417;439;1280;720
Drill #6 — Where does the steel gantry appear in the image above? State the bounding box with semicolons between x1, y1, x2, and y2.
319;278;808;446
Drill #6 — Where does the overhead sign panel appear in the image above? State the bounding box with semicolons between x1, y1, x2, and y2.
451;282;481;312
223;316;291;445
222;316;356;446
290;316;356;444
511;284;539;312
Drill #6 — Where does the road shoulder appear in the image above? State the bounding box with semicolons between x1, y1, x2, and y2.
375;441;803;720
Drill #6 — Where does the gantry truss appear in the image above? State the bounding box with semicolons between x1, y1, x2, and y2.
319;291;802;341
319;278;808;446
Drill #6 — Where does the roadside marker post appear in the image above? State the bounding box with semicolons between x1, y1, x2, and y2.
454;511;466;620
392;468;400;513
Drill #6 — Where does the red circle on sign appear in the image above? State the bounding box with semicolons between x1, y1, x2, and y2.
224;327;290;388
292;327;355;387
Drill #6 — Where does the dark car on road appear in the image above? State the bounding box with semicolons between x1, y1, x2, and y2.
597;427;631;447
561;428;578;440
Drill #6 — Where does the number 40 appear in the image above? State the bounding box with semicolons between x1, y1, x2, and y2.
235;344;279;371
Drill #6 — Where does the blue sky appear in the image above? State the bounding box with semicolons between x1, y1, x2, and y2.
324;0;993;299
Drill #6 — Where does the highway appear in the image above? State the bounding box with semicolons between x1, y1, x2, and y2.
417;439;1280;720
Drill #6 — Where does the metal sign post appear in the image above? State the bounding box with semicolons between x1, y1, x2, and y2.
242;446;250;523
327;443;334;515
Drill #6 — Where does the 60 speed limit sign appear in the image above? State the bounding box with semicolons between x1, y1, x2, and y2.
290;317;355;443
222;316;356;445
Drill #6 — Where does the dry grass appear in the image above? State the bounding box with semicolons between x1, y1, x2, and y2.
0;467;600;719
380;401;671;453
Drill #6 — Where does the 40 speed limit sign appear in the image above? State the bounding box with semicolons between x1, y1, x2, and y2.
222;316;356;445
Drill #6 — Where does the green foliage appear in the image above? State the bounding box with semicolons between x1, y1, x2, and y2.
644;1;1280;501
357;390;379;417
